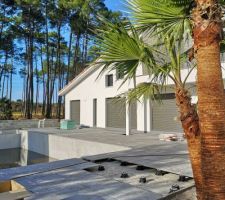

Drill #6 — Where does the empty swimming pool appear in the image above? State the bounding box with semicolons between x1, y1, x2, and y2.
0;148;56;169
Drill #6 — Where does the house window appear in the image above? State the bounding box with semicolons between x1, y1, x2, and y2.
105;74;113;87
116;69;124;80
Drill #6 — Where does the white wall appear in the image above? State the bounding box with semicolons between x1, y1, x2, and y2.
64;64;225;131
65;66;153;129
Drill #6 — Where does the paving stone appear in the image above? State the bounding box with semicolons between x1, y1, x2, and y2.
84;145;192;178
14;165;162;200
0;158;90;181
63;194;106;200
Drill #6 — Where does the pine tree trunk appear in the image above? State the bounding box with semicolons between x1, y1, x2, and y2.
73;33;81;77
9;61;13;102
193;1;225;199
35;54;39;114
175;87;203;199
67;30;73;84
84;31;88;64
40;46;46;116
1;51;8;98
0;7;5;42
6;74;8;99
45;1;51;118
29;31;34;119
1;73;5;98
0;67;3;95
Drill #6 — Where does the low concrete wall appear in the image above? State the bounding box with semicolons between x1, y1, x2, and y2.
0;119;59;130
0;133;21;150
0;129;130;160
21;131;130;159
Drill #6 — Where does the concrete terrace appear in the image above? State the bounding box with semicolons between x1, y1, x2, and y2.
0;158;161;200
27;127;184;148
0;127;195;200
26;128;192;177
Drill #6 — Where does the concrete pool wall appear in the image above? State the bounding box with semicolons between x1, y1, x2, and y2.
0;132;21;150
0;130;130;160
0;119;59;130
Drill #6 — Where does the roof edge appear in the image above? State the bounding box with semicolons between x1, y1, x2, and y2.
58;63;101;96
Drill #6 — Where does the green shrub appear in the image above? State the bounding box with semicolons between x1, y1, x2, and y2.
0;98;13;120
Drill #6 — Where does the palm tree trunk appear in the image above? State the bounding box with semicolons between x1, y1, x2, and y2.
193;1;225;199
175;87;202;199
197;44;225;199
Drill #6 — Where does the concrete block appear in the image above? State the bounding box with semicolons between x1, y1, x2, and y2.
0;134;21;150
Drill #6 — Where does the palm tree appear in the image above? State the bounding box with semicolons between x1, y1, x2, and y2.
128;1;225;199
192;2;225;200
95;19;203;198
95;0;225;195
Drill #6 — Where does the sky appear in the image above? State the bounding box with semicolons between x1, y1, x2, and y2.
105;0;125;12
10;1;124;101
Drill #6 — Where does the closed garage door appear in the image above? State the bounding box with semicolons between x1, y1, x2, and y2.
152;93;182;132
130;101;137;129
106;98;137;129
106;98;126;128
71;100;80;124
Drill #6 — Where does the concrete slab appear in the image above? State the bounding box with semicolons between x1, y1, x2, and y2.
0;127;194;199
114;155;192;178
26;128;192;177
91;160;194;197
64;194;105;200
84;145;192;178
14;165;162;200
28;127;183;148
0;158;96;181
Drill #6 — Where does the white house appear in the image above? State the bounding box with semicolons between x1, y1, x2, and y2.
59;61;225;135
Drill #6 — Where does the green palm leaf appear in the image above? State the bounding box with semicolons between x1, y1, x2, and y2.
95;18;156;84
127;0;192;41
93;16;193;102
125;82;162;103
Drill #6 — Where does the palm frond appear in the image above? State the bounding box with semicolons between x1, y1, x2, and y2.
94;17;156;83
127;0;192;41
125;82;162;103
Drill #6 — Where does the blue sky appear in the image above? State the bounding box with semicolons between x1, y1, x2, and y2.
10;1;124;101
105;0;124;11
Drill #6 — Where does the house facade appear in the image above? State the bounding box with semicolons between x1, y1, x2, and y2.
59;63;225;135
